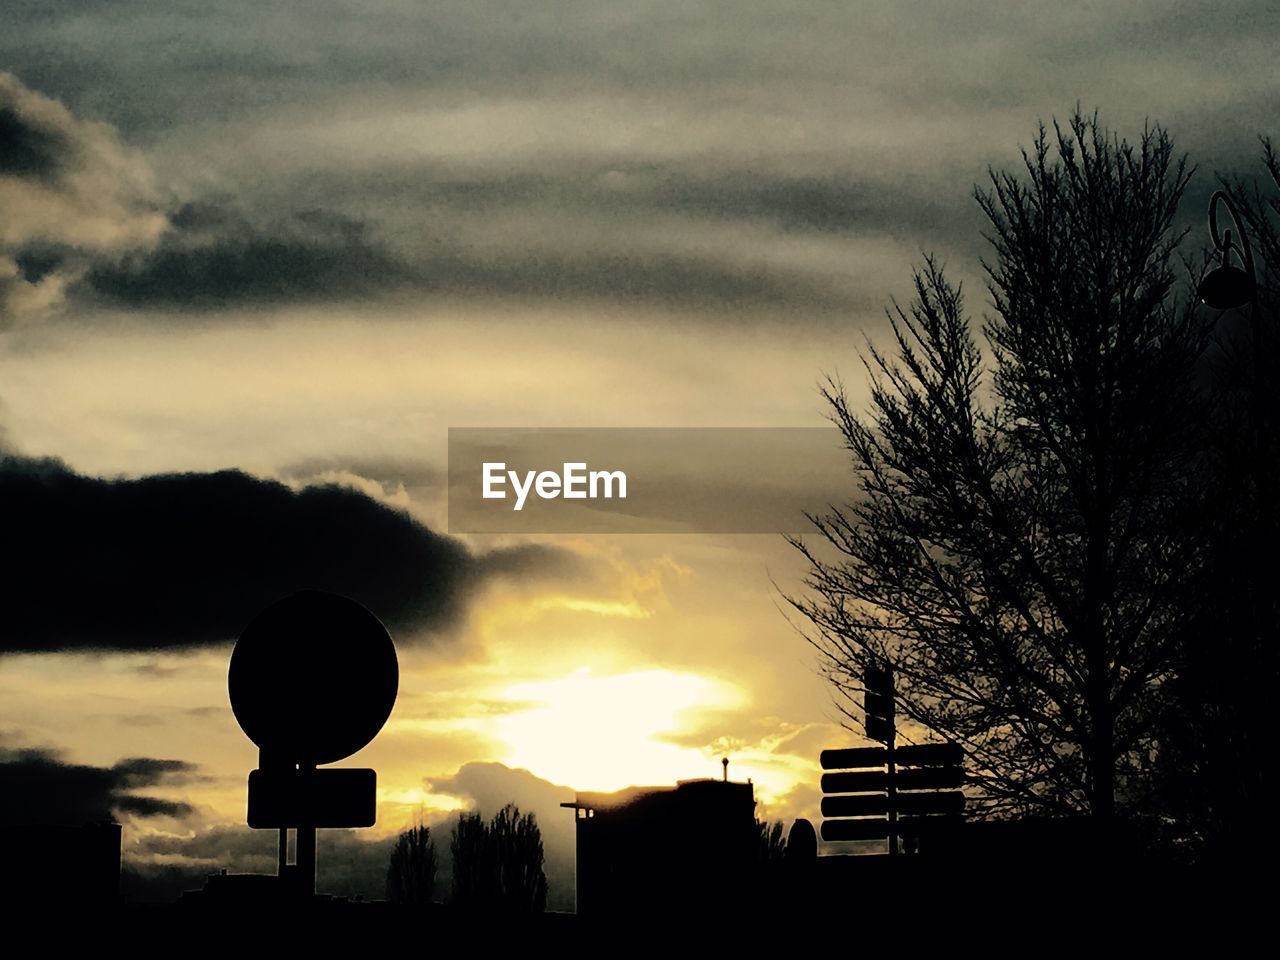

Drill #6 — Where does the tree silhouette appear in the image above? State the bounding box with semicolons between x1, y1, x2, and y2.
449;804;547;913
789;112;1207;827
449;810;490;909
756;819;786;864
386;822;436;905
490;803;548;914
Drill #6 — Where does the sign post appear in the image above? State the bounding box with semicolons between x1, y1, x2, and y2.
229;591;399;897
863;665;897;854
819;665;965;854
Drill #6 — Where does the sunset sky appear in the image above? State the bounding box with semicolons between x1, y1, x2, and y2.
2;1;1277;905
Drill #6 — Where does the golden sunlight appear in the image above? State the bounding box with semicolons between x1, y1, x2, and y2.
491;668;746;791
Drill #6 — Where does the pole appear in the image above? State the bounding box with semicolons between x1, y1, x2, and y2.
297;763;316;898
261;749;291;881
886;735;897;857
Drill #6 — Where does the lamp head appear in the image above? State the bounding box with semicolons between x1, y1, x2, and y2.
1198;264;1255;310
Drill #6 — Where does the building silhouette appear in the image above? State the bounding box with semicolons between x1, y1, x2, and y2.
2;822;121;904
562;776;756;917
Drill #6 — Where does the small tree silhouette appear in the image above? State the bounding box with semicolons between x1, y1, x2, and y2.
449;804;547;913
449;810;490;909
386;822;436;905
756;820;786;864
490;803;548;914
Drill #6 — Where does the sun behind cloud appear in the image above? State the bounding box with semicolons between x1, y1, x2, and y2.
490;667;745;792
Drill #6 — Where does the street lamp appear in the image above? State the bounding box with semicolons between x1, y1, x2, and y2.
1197;190;1256;310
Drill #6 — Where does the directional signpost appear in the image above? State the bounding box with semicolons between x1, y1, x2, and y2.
819;664;964;853
229;591;398;896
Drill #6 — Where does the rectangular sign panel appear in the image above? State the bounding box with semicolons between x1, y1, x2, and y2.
822;790;964;817
894;743;964;768
894;790;965;816
894;766;965;790
820;770;889;794
820;746;889;770
822;794;890;818
822;767;964;794
896;768;962;788
247;767;377;829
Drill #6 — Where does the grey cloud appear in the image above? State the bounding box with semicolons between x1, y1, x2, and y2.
124;822;396;903
7;3;1270;128
279;455;441;491
3;5;1278;328
5;2;1275;167
0;72;164;323
112;757;198;788
76;191;873;316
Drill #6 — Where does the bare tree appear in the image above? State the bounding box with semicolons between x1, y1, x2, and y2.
386;822;436;905
789;112;1207;826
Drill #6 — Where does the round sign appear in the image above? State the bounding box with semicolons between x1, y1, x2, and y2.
229;591;399;766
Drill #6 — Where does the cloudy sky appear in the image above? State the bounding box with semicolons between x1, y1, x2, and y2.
2;1;1277;905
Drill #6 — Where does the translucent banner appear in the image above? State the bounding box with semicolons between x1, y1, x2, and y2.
447;427;853;534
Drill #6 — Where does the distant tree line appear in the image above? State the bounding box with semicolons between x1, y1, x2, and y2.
451;803;548;913
386;802;548;912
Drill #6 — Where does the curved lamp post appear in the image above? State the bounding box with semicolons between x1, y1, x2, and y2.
1198;190;1256;309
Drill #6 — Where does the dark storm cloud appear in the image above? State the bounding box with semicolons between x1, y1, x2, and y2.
0;453;586;653
0;745;195;825
84;203;415;309
0;103;70;181
112;756;194;787
77;192;869;314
